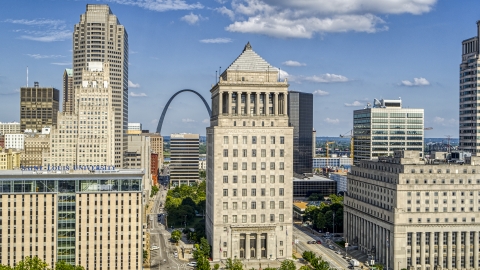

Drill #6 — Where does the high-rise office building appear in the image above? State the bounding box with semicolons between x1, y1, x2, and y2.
206;43;293;262
62;68;74;113
20;82;59;132
353;98;423;165
73;4;128;163
288;91;313;175
460;22;480;153
345;150;480;270
170;133;199;187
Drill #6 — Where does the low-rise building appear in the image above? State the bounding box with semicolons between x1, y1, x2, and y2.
4;133;25;150
21;131;50;167
127;123;142;135
293;175;336;199
0;149;21;170
312;155;352;169
293;201;309;220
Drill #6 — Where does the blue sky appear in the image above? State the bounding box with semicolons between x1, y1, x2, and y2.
0;0;477;138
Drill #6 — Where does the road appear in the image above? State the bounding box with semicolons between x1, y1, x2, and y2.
293;225;350;270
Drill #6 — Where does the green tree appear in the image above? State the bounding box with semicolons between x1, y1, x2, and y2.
193;237;211;260
0;265;13;270
196;255;210;270
55;261;85;270
279;260;296;270
373;264;384;270
324;210;333;231
315;212;326;230
312;260;331;270
143;250;148;262
225;258;243;270
214;264;220;270
329;194;343;204
302;251;316;263
13;256;49;270
171;230;182;243
151;185;159;197
263;268;278;270
298;266;310;270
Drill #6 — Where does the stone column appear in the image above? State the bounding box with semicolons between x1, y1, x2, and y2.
228;92;232;115
465;232;470;269
255;93;259;116
456;232;461;269
420;232;425;269
219;92;223;115
474;231;479;269
429;233;434;270
284;92;288;115
246;233;250;259
246;92;250;115
274;92;278;116
447;232;452;269
411;232;417;269
438;232;444;269
257;233;262;259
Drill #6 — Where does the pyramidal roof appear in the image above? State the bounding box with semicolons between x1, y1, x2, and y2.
225;42;278;72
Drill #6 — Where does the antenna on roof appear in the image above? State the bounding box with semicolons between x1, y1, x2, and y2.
219;66;221;81
26;66;29;87
215;71;217;84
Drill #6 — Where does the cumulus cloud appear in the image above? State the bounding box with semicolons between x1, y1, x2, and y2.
106;0;203;12
130;92;147;97
128;80;140;88
200;38;232;43
433;116;456;126
324;118;340;124
182;118;195;123
304;73;349;83
202;119;210;123
312;90;329;96
181;13;206;25
222;0;437;38
279;69;289;80
400;77;430;87
344;101;363;107
26;54;64;59
4;18;71;42
282;60;306;67
216;6;235;20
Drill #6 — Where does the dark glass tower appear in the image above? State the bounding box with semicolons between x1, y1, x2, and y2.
288;91;313;175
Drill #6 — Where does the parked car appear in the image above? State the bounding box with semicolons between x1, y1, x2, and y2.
316;240;321;244
150;245;160;251
187;262;197;267
174;251;178;258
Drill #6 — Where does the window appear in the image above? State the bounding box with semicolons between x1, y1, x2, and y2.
233;202;237;210
271;136;275;144
233;176;238;183
261;162;266;170
223;215;228;223
242;136;247;144
251;202;256;209
242;149;247;157
280;136;285;144
279;188;284;196
233;136;238;144
223;149;228;157
270;176;275;183
279;175;284;183
242;162;247;170
233;149;238;157
270;214;275;222
223;163;228;170
279;214;284;222
279;201;284;209
252;149;257;157
242;189;247;196
280;149;284;157
223;136;229;144
223;189;228;196
233;189;237;196
270;201;275;209
251;215;256;223
270;188;275;196
261;201;266;209
261;188;266;196
261;214;265;223
242;176;247;183
223;202;228;210
270;162;275;169
261;175;266;183
261;136;266;144
261;149;266;157
233;162;238;170
251;189;256;196
252;162;256;170
252;136;257;144
251;176;256;183
279;162;284;170
233;215;237;223
223;176;228;183
270;149;275;157
242;202;247;210
242;215;247;223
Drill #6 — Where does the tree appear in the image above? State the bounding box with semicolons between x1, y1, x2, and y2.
225;258;243;270
0;265;12;270
13;256;49;270
55;261;85;270
312;260;331;270
143;250;148;262
171;230;182;243
324;210;333;231
302;251;316;263
150;185;159;197
193;237;211;260
196;255;210;270
279;260;296;270
214;264;220;270
315;212;326;230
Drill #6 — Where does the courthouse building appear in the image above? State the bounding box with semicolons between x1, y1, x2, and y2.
205;43;293;262
345;150;480;270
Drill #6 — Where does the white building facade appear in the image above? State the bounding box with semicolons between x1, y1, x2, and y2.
206;43;293;262
4;134;25;150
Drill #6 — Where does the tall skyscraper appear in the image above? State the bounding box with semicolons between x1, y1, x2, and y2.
460;22;480;153
288;91;313;175
62;68;74;113
206;43;293;262
73;4;128;164
170;133;199;187
353;99;424;165
20;82;59;132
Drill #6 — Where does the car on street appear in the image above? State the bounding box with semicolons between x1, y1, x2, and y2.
316;240;321;244
174;251;178;258
150;245;159;250
187;262;197;267
329;245;334;250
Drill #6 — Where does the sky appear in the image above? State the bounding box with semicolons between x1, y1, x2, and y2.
0;0;477;138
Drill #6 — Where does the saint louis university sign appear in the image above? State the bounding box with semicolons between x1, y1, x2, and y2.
21;165;116;172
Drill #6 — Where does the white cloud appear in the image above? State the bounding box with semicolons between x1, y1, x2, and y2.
51;62;71;66
216;6;235;20
200;38;232;43
401;77;430;87
130;92;147;97
344;101;363;107
223;0;436;38
313;90;329;96
324;118;340;124
128;80;141;88
202;119;210;124
304;73;349;83
4;18;71;42
279;69;289;80
20;30;71;42
282;60;306;67
3;19;65;28
106;0;203;12
181;13;206;25
26;54;64;59
433;117;444;123
182;118;195;123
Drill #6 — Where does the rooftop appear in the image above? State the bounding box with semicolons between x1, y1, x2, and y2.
293;174;334;182
224;42;278;73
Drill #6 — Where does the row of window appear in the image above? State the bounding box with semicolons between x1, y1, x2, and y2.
223;149;285;157
222;201;285;210
223;162;284;170
222;175;285;184
223;136;284;145
406;179;479;184
222;188;285;196
222;214;285;223
408;217;476;223
408;191;480;197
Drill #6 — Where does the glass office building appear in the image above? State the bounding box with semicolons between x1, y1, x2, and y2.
288;91;313;175
293;175;336;198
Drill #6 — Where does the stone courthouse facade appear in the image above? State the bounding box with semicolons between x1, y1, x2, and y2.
206;43;293;262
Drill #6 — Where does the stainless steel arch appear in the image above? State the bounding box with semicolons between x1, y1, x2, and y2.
156;89;212;134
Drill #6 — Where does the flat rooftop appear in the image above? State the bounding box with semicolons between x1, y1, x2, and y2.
293;175;334;182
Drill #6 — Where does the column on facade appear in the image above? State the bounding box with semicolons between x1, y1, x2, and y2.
466;231;471;269
257;233;262;259
438;232;444;269
420;232;425;270
245;233;250;259
228;92;232;115
411;232;417;268
447;232;452;269
376;225;380;263
246;92;250;115
219;91;223;115
255;92;259;116
474;231;479;269
274;92;278;116
456;232;461;269
283;92;287;115
429;233;434;270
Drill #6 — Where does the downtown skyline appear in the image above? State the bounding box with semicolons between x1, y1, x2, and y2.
0;0;476;137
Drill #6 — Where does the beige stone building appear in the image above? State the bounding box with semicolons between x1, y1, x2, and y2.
0;169;144;269
0;122;20;135
148;133;164;168
206;43;293;262
125;134;152;195
0;149;20;170
21;132;50;167
345;150;480;270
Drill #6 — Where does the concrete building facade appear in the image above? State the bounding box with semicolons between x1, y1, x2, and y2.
170;133;199;187
0;149;21;170
206;43;293;262
4;134;25;150
353;99;424;165
127;123;142;135
21;133;50;167
20;82;60;132
63;68;74;113
0;122;20;135
345;150;480;270
0;169;144;269
329;172;348;193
